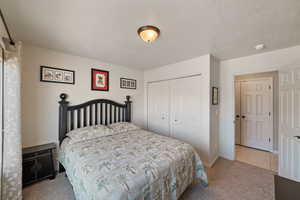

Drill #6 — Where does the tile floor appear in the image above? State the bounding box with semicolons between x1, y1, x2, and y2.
235;145;278;172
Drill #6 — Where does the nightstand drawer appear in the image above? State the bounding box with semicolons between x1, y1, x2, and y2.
36;155;53;178
36;149;51;156
23;152;36;159
23;160;36;184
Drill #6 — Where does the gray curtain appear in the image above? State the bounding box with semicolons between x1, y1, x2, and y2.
0;41;22;200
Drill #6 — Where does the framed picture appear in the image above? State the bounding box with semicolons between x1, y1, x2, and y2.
40;66;75;84
212;87;219;105
120;78;136;89
91;68;109;91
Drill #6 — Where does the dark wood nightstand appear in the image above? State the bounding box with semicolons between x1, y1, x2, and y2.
22;143;56;187
275;175;300;200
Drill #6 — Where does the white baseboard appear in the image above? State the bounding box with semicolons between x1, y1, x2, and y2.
272;150;279;155
204;155;219;168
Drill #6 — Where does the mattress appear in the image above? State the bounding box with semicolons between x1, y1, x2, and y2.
59;129;208;200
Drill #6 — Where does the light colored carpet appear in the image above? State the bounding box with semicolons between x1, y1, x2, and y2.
23;158;275;200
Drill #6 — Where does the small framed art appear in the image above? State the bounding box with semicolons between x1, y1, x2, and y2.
212;87;219;105
120;78;136;89
40;66;75;84
91;68;109;91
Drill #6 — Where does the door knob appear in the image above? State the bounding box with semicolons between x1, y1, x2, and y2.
242;116;246;119
236;115;240;118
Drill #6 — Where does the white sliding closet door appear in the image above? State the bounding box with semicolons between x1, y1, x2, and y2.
170;76;202;146
148;81;170;136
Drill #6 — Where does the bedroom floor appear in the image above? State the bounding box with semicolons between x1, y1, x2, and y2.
236;145;278;172
23;158;275;200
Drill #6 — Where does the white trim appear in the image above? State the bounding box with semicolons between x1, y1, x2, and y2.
272;150;278;155
237;77;274;82
0;37;5;49
204;155;219;168
146;73;202;84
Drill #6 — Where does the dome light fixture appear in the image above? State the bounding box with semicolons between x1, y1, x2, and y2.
255;44;265;50
137;25;160;43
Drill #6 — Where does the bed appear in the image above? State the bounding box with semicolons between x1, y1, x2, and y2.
57;93;208;200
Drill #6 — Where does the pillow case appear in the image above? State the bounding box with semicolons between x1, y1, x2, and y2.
108;122;140;134
66;125;113;143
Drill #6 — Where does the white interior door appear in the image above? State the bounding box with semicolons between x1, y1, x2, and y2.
279;67;300;182
169;75;203;147
147;81;170;136
240;78;273;151
235;81;241;145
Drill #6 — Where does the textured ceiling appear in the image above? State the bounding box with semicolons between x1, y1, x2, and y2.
1;0;300;69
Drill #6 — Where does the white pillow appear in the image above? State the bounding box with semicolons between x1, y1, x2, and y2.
66;125;114;143
108;122;140;134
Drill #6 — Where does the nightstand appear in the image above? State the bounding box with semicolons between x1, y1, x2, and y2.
22;143;56;187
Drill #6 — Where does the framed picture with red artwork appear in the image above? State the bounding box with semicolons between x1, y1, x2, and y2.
91;68;109;91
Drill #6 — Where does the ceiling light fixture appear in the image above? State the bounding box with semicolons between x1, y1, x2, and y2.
137;25;160;43
255;44;265;50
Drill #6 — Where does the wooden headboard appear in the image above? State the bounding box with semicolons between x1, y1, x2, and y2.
58;93;132;145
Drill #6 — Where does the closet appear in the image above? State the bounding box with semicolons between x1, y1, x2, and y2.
147;81;170;136
147;75;204;151
145;55;220;166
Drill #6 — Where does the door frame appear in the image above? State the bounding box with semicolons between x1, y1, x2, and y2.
234;80;242;145
234;75;275;158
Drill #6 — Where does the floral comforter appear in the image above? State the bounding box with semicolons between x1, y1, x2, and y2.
59;129;208;200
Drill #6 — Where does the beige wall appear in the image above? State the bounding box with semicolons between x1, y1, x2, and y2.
21;44;144;147
235;71;279;151
0;19;8;40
